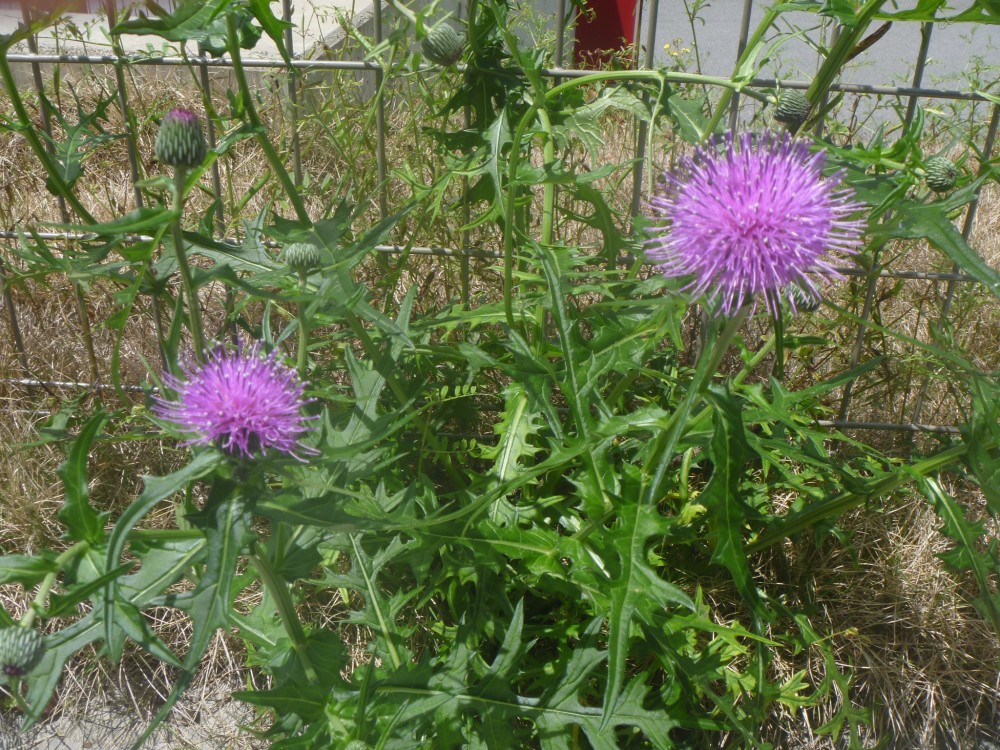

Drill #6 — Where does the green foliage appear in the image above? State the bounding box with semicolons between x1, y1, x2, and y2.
0;0;998;747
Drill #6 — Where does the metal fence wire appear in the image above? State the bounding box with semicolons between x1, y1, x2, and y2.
0;0;998;437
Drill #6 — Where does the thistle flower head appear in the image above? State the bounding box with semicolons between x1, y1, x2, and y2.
154;344;316;461
155;108;207;168
645;131;865;316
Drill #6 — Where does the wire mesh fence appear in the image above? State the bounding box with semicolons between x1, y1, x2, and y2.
0;0;997;437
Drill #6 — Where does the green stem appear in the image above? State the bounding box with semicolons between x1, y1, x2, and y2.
537;108;557;246
747;441;972;553
771;299;785;381
227;14;309;224
22;541;88;629
569;309;750;545
803;0;890;127
643;309;749;507
249;548;318;685
384;0;417;26
295;271;309;377
170;167;206;356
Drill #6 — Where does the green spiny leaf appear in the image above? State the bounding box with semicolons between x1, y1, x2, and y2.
57;411;108;544
701;386;770;624
921;476;1000;636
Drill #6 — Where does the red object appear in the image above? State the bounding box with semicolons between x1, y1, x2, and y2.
573;0;638;69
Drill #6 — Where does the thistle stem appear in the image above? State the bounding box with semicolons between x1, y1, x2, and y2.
771;298;785;380
643;308;749;507
170;167;206;356
295;271;309;377
569;308;750;546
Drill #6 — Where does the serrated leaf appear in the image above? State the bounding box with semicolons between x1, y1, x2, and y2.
104;451;222;655
128;491;255;750
234;683;330;722
962;379;1000;510
112;0;232;43
701;386;769;624
0;554;58;586
560;85;650;162
482;383;542;484
57;411;108;544
921;476;1000;636
600;466;695;728
886;202;1000;298
41;88;122;194
23;536;204;726
666;94;709;143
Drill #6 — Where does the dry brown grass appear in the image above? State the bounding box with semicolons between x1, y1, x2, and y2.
0;43;998;749
759;477;1000;748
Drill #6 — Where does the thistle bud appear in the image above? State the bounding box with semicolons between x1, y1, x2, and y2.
155;108;207;168
924;156;958;193
774;90;810;129
421;24;465;67
787;284;822;314
0;627;45;677
281;242;322;274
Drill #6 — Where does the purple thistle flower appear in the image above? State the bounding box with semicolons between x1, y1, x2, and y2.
645;131;865;316
155;344;317;461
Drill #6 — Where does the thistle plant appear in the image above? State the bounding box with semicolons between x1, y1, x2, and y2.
2;2;999;748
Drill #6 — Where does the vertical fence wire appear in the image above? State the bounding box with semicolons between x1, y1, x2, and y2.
196;44;232;345
106;0;169;368
628;0;660;235
728;0;755;132
103;0;144;211
459;0;478;306
0;258;29;376
903;22;933;127
373;0;389;224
